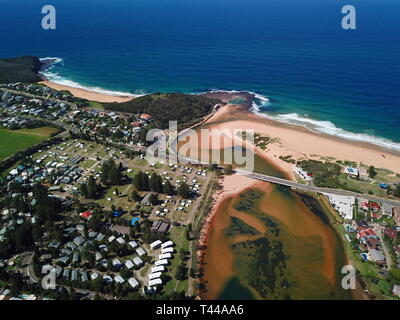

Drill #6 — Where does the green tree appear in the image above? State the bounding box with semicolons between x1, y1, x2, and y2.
133;171;149;191
368;165;377;178
175;264;187;281
148;193;158;205
87;175;98;199
163;180;175;196
393;184;400;198
150;173;163;193
177;182;190;199
131;191;141;202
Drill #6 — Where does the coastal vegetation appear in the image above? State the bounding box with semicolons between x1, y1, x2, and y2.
237;131;278;151
297;159;343;189
105;93;221;129
0;56;42;83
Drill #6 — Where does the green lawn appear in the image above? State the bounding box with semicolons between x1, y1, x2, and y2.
87;101;104;110
159;227;190;298
0;127;58;160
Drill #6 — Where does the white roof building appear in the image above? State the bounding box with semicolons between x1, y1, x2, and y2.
128;277;139;289
150;240;162;250
161;240;173;249
103;275;113;283
155;259;168;266
114;275;125;284
112;258;122;266
91;272;99;280
161;247;174;254
151;266;165;273
129;240;138;249
125;260;134;269
325;194;355;220
159;253;172;260
148;278;163;286
133;256;143;266
393;284;400;297
149;272;162;280
369;249;385;263
344;167;359;177
136;247;146;256
116;237;125;244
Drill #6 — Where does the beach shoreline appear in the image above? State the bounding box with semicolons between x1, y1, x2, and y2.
39;80;135;103
205;103;400;174
39;81;400;167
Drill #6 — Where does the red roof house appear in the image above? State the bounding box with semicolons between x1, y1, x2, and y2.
80;211;92;220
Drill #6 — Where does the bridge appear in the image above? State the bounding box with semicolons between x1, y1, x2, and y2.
235;169;400;207
167;115;400;208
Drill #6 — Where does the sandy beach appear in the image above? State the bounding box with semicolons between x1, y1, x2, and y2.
40;81;135;103
205;104;400;174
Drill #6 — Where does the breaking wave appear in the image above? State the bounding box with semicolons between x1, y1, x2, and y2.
39;57;139;97
252;103;400;152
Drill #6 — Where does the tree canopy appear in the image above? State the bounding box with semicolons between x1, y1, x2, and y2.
0;56;43;83
105;93;221;129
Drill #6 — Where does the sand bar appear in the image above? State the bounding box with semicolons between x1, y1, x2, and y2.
205;104;400;174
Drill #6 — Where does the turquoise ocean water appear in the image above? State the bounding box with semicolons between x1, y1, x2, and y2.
1;0;399;149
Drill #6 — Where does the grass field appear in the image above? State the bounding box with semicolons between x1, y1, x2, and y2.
0;127;59;160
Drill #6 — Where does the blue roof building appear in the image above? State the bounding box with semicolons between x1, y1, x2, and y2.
131;217;140;226
113;211;122;217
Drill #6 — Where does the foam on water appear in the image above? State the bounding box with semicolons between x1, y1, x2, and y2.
39;57;138;97
252;104;400;152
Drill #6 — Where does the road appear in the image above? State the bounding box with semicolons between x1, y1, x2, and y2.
21;252;40;283
235;169;400;207
0;87;77;108
376;226;393;270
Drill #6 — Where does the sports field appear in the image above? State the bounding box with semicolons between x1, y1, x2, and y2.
0;127;59;160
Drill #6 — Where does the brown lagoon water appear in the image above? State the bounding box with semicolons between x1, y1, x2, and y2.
200;182;353;300
177;113;353;300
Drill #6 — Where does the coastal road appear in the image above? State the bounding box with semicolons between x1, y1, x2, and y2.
235;169;400;207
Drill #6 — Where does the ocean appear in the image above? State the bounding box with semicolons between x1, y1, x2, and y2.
1;0;399;149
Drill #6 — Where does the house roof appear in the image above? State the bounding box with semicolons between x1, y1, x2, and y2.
369;249;385;262
80;211;92;219
384;228;397;240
